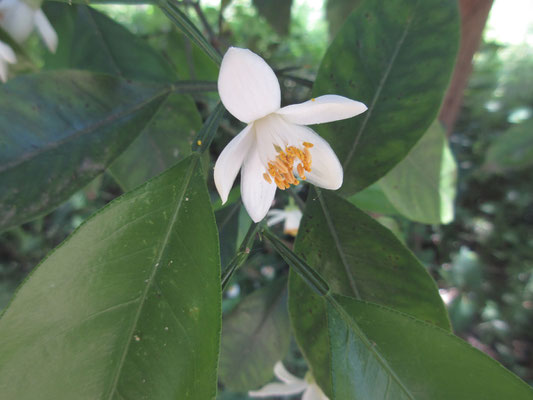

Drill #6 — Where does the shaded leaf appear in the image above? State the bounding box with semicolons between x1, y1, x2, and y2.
380;120;457;224
0;155;221;399
216;201;243;269
110;93;202;191
0;71;169;231
219;279;290;392
44;3;177;82
312;0;459;195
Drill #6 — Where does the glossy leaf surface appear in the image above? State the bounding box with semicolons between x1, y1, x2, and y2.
325;295;533;400
0;71;168;231
219;279;290;391
313;0;459;195
380;120;457;224
0;155;221;399
289;190;449;395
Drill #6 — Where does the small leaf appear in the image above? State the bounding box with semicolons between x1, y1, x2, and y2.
313;0;459;195
0;155;221;399
219;279;290;392
0;71;169;231
380;120;457;224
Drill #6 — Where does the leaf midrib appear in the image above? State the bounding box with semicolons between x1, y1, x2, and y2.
105;155;199;400
342;5;416;170
0;87;170;174
329;295;416;400
317;191;360;299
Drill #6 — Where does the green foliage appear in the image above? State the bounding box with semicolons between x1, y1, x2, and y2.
313;0;460;196
380;120;458;224
0;155;221;399
0;71;168;232
219;278;290;391
1;0;532;398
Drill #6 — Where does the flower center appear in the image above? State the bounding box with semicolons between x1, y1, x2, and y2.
262;142;313;189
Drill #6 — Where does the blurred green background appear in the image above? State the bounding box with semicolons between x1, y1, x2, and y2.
1;0;532;397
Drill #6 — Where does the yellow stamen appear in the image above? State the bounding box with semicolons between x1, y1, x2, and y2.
197;140;202;146
264;141;313;189
311;98;316;102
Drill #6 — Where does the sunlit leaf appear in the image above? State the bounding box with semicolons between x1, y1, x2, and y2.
0;71;169;231
313;0;459;195
380;120;457;224
0;155;221;399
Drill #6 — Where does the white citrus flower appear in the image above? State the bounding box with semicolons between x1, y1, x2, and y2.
249;361;329;400
0;0;58;53
267;204;303;237
0;40;16;82
214;47;367;222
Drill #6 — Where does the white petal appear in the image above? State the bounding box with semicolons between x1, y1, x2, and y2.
0;60;8;83
218;47;281;123
266;210;285;227
240;146;277;222
273;361;302;384
214;124;254;204
302;384;330;400
279;123;343;190
0;1;34;43
34;9;58;53
277;95;367;125
249;382;308;397
0;41;16;64
283;209;302;235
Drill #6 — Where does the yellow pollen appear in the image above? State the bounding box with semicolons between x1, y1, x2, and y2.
197;140;202;146
263;173;272;184
264;142;313;189
311;98;316;102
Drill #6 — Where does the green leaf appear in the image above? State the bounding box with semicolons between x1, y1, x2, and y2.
0;71;169;231
295;190;449;327
380;120;457;224
252;0;293;36
159;0;222;66
164;29;219;81
216;201;243;269
348;182;398;215
289;190;449;395
313;0;459;195
324;295;533;399
219;279;290;392
484;119;533;173
325;0;363;38
110;93;202;191
44;3;177;82
0;155;221;399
